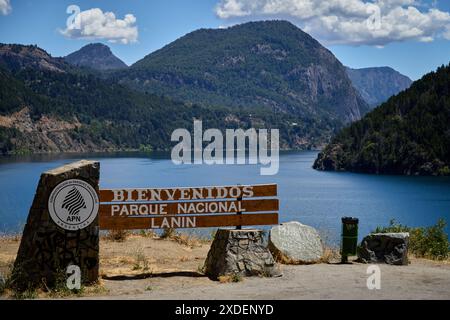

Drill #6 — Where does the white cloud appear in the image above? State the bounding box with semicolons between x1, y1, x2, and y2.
215;0;450;46
60;8;138;44
0;0;11;15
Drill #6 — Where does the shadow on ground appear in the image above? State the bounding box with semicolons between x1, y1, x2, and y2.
102;271;205;280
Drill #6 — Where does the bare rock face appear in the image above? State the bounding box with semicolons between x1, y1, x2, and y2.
204;229;281;280
11;160;100;291
346;66;412;108
269;221;324;264
358;233;409;265
0;107;117;154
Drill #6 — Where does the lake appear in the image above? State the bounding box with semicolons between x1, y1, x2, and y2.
1;151;450;244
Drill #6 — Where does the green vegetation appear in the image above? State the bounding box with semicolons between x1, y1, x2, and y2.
160;227;176;239
1;261;86;298
116;20;367;126
218;273;243;283
374;219;450;260
0;60;336;153
314;64;450;175
105;229;130;242
1;30;366;155
133;250;150;271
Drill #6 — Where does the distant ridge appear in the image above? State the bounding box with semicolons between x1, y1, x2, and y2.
346;66;412;107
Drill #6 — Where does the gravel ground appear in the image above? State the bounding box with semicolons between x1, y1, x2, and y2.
1;235;450;300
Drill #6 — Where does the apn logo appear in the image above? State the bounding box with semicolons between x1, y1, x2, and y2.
48;179;99;231
62;187;87;216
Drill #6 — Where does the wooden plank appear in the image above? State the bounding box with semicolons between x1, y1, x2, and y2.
99;199;279;217
99;213;279;230
99;184;277;202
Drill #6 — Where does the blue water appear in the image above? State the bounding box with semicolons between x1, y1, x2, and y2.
1;151;450;244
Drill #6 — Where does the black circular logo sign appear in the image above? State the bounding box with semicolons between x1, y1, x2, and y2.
48;179;99;230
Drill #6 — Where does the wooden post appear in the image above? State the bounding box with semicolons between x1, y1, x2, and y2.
236;196;243;230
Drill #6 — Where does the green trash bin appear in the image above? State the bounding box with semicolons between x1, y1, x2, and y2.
341;217;359;263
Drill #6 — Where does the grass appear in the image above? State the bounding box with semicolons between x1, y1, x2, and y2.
218;273;243;283
320;247;341;264
0;233;21;242
316;228;341;263
197;264;205;274
1;260;38;299
209;229;218;240
0;261;108;299
374;218;450;260
179;256;189;262
104;229;130;242
139;229;157;238
12;287;38;299
160;229;211;248
160;227;176;239
132;249;150;271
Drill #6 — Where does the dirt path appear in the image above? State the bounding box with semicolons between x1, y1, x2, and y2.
1;235;450;300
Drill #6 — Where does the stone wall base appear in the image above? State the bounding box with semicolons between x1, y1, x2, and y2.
204;228;281;280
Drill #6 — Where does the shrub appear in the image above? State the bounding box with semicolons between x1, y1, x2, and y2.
218;273;243;283
160;228;176;239
105;229;129;242
374;219;449;260
132;250;149;271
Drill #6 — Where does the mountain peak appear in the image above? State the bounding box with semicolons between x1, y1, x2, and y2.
65;43;127;71
128;21;367;124
345;66;412;107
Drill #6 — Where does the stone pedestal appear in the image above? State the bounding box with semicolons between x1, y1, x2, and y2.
204;228;281;280
12;160;100;291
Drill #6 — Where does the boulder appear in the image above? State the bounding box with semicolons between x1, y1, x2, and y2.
358;233;409;265
268;221;324;264
204;229;281;279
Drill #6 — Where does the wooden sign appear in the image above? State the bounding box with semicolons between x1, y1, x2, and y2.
99;184;277;202
98;184;278;230
99;213;279;230
99;199;278;217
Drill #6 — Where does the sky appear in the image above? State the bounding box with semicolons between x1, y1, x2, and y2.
0;0;450;80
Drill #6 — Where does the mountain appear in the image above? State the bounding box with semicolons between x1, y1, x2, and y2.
0;43;215;154
346;66;412;107
0;43;328;154
116;20;369;124
0;43;67;73
313;64;450;176
65;43;127;71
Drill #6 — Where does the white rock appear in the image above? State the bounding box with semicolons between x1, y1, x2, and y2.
269;221;323;264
